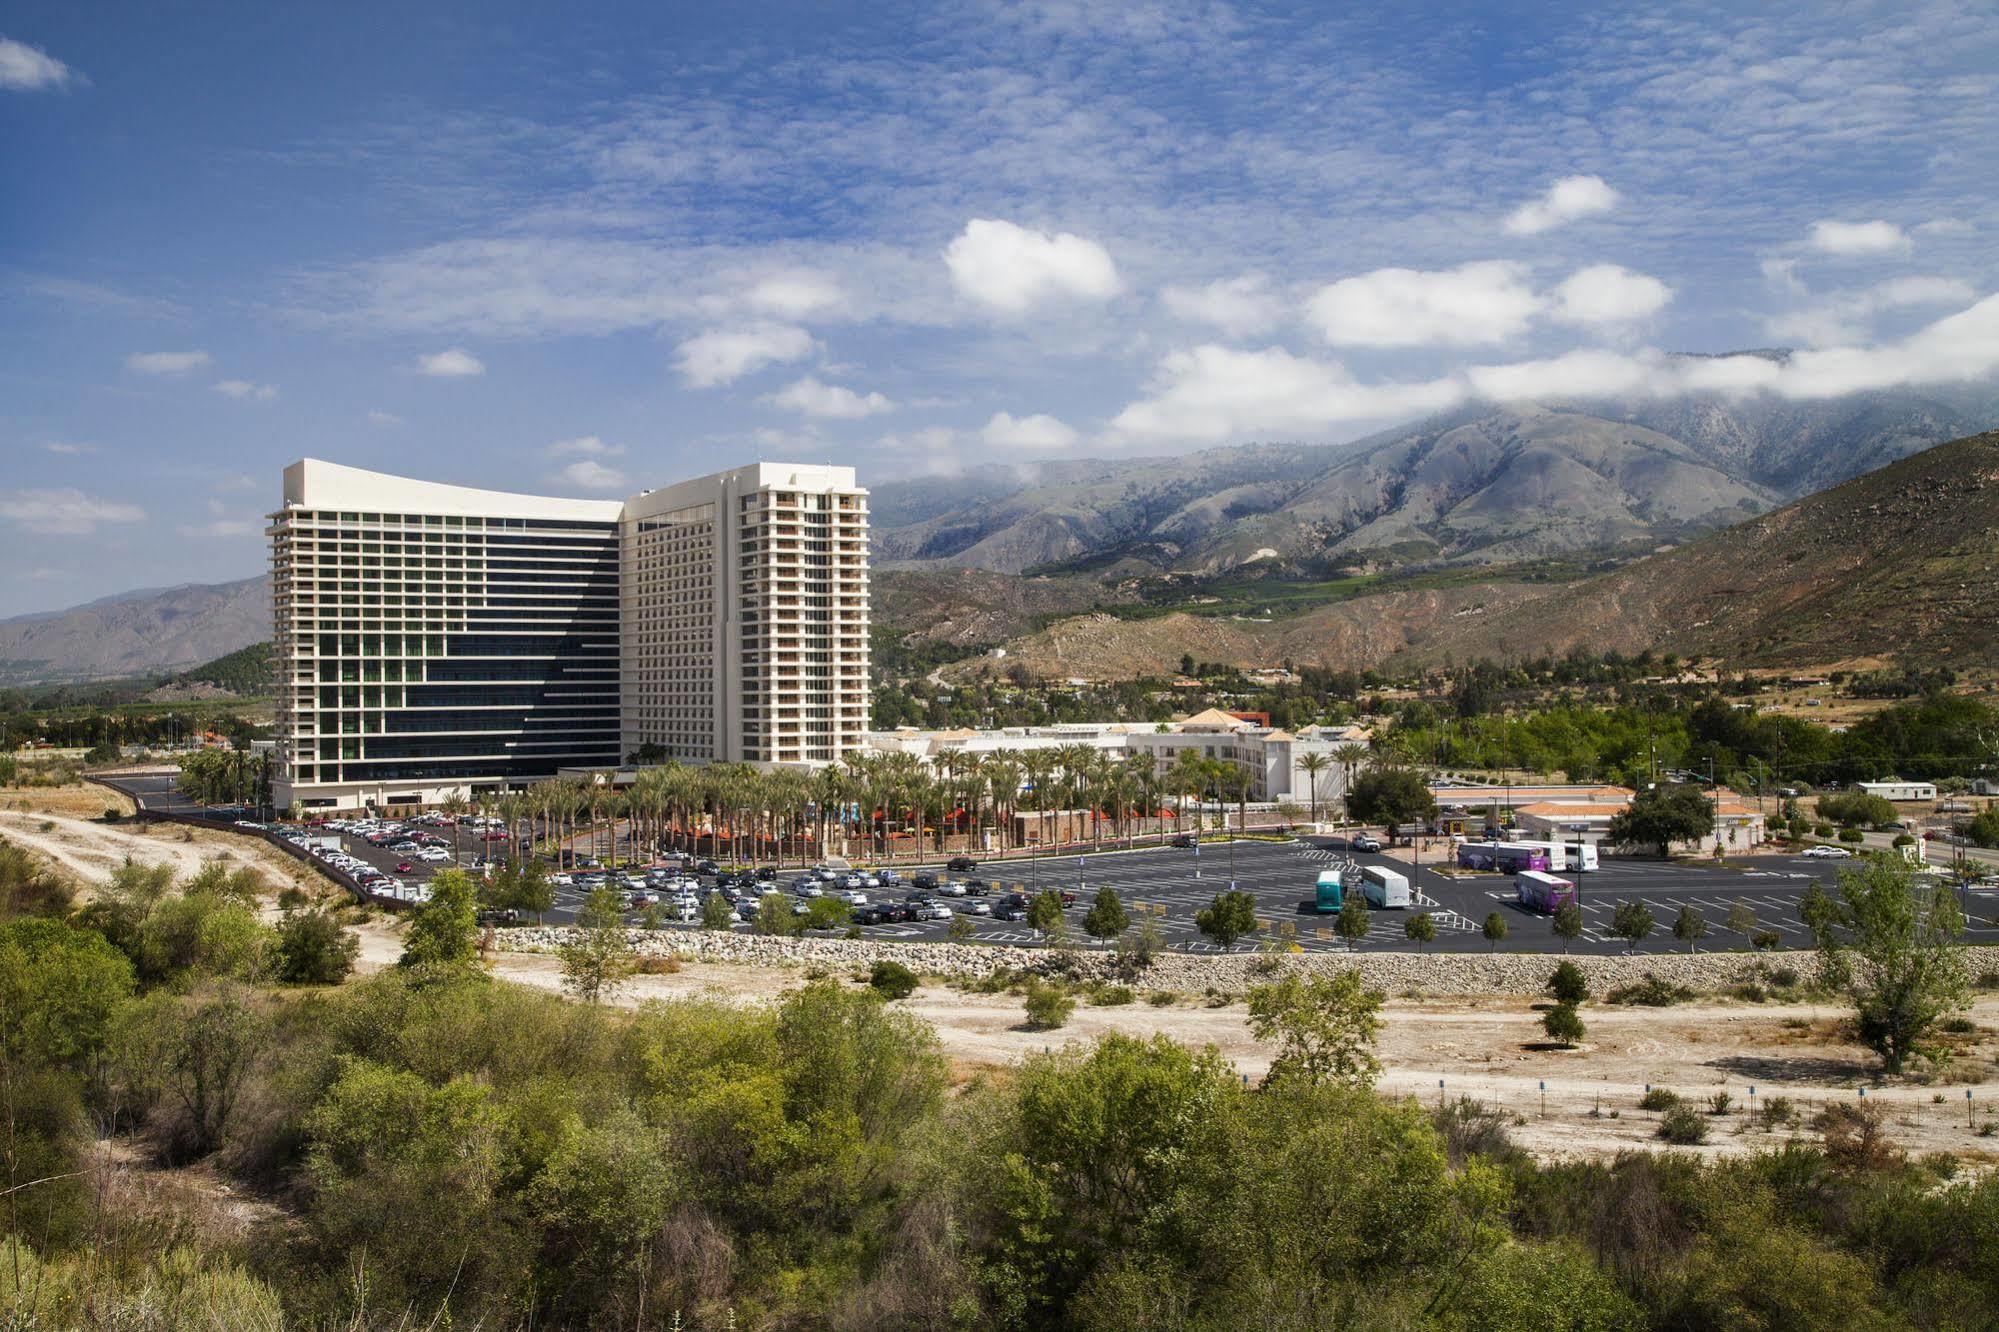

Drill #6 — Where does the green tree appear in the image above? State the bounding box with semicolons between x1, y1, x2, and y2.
754;890;803;936
1195;889;1259;949
1542;1001;1585;1048
1343;766;1439;836
1610;900;1656;954
113;985;269;1158
1022;977;1075;1030
1965;807;1999;849
272;907;359;985
1552;901;1584;953
1027;888;1067;936
1336;893;1371;950
1083;885;1128;943
1673;904;1709;954
0;917;136;1072
399;868;479;969
1816;790;1898;829
1245;971;1384;1088
1605;784;1715;857
560;886;637;1005
1725;901;1759;941
1482;911;1509;952
805;895;852;931
1807;857;1969;1073
1403;911;1437;951
515;858;556;924
699;891;734;930
869;960;918;1000
1438;1239;1644;1331
947;913;976;944
1546;960;1589;1004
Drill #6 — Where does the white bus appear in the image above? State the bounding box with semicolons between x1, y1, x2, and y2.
1360;864;1411;909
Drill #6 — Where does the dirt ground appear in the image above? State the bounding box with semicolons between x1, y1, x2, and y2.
14;790;1997;1166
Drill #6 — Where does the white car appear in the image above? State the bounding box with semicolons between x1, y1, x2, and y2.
843;890;868;906
936;880;967;897
925;903;954;920
419;848;451;863
1802;845;1853;859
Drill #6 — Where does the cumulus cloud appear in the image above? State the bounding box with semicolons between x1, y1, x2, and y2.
1549;264;1673;325
768;376;894;419
551;459;630;491
1305;262;1540;347
675;324;815;387
0;488;146;535
125;350;211;376
1503;175;1620;235
548;435;625;458
943;218;1120;313
215;379;278;401
0;36;75;91
1807;219;1909;255
1109;292;1999;446
1108;345;1463;444
1160;274;1284;336
981;411;1080;451
40;441;97;456
744;270;845;320
415;348;485;377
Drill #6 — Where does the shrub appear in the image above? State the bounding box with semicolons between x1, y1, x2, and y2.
1607;974;1695;1007
1022;978;1075;1030
1731;982;1768;1003
1145;990;1177;1007
868;960;919;1001
1638;1087;1681;1111
1546;960;1589;1005
1940;1016;1976;1035
1769;965;1801;989
271;908;359;986
1708;1091;1733;1115
1760;1095;1799;1129
1813;822;1835;838
1542;1001;1585;1048
1088;982;1134;1006
1836;827;1865;844
1891;833;1915;848
1658;1104;1709;1144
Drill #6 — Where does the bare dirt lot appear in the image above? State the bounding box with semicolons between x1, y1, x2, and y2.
16;799;1996;1165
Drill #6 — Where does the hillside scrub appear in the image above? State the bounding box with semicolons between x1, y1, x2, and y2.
8;856;1999;1328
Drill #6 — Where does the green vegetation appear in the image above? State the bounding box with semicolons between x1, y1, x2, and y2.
868;959;919;1000
1022;975;1076;1029
1343;764;1440;833
1195;888;1259;948
1481;911;1508;952
1542;1001;1585;1048
1657;1102;1709;1145
1817;789;1900;829
1082;884;1128;943
6;838;1999;1329
1608;784;1716;857
1807;857;1969;1072
1546;961;1589;1005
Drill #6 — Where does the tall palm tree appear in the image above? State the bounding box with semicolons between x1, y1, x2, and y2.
440;792;468;868
1297;752;1333;828
1333;743;1370;837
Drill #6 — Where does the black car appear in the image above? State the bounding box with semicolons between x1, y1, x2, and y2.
962;877;989;895
851;905;885;926
475;907;519;927
1170;833;1198;848
754;866;777;880
912;871;939;890
696;859;719;875
884;902;918;923
947;856;977;872
992;901;1029;922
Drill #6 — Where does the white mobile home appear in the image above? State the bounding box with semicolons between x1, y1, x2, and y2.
1856;780;1937;803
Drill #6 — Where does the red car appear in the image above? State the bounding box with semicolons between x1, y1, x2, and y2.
396;861;415;873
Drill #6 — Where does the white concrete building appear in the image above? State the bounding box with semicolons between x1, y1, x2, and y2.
1855;779;1937;803
270;459;868;812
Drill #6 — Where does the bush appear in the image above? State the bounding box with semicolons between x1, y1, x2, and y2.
1940;1016;1977;1035
1760;1095;1799;1129
1658;1103;1709;1144
1769;965;1801;988
271;908;359;985
868;960;919;1001
1542;1001;1585;1047
1891;833;1915;848
1545;960;1589;1005
1145;990;1177;1007
1836;827;1865;844
1607;974;1695;1006
1022;977;1075;1030
1813;822;1835;837
1087;982;1134;1006
1708;1091;1733;1115
1638;1087;1682;1111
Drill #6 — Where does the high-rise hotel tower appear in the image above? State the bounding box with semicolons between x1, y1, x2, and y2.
269;459;868;812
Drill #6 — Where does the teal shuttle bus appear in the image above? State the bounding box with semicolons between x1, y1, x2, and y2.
1315;869;1344;912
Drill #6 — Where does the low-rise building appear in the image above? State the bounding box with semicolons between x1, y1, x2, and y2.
1855;779;1937;802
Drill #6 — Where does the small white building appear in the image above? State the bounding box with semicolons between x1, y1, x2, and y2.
1856;779;1937;803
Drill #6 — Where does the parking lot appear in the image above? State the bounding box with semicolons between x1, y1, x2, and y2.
93;772;1999;956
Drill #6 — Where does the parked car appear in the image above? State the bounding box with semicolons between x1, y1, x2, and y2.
1350;833;1383;852
962;878;989;895
924;903;954;921
1170;833;1198;848
947;856;977;872
876;868;901;886
396;861;415;873
912;871;939;890
936;880;967;897
1802;845;1853;859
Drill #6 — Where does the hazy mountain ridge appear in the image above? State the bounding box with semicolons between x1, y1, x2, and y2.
870;387;1999;575
0;576;270;684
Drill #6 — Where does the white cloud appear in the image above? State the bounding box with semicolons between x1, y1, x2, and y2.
415;348;485;377
1915;217;1974;237
1549;264;1673;325
366;410;405;427
1305;261;1539;347
548;435;625;458
125;350;211;376
675;324;815;387
214;379;278;401
768;376;894;419
0;488;146;535
943;218;1120;313
981;411;1080;451
1503;175;1620;235
744;270;845;320
1806;219;1909;255
40;441;96;456
1161;274;1284;337
1766;274;1976;347
551;459;629;491
0;36;74;92
1110;292;1999;446
1108;344;1462;445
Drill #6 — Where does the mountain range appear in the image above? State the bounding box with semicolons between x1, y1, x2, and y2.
871;384;1999;574
5;381;1997;685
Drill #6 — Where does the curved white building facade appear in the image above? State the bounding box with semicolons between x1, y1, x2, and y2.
269;459;868;812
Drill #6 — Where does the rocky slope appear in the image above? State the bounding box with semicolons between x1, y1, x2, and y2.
0;576;269;684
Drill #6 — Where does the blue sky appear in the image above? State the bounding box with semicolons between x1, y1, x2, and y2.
3;0;1997;616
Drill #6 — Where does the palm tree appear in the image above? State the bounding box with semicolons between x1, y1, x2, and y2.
1297;752;1333;829
1333;743;1370;837
440;792;468;868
